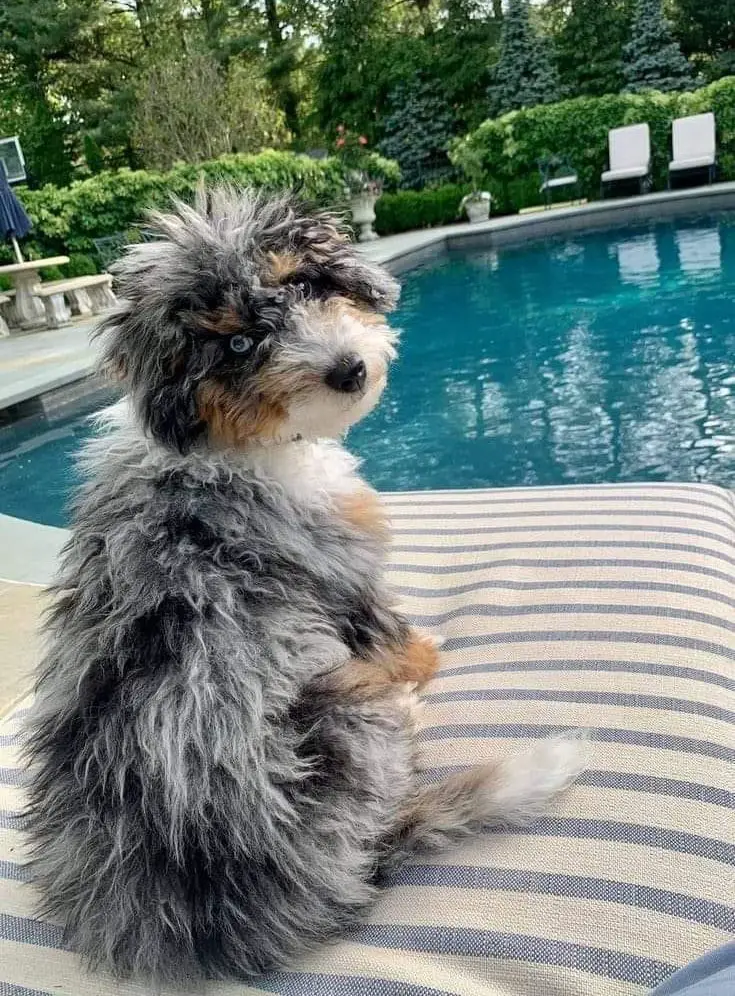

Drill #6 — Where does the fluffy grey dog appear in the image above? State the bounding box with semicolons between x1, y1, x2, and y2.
25;188;587;984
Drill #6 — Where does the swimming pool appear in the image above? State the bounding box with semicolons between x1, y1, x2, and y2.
2;214;735;527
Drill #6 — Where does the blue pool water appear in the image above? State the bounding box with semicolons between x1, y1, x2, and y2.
3;215;735;527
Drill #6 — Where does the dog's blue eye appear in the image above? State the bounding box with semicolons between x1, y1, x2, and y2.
229;334;253;354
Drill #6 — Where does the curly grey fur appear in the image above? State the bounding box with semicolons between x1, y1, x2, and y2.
24;188;587;985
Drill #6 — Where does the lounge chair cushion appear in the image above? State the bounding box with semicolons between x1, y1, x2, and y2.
602;165;650;183
669;156;716;172
1;482;734;995
542;175;578;190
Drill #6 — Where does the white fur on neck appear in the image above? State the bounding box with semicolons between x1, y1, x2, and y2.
91;397;363;510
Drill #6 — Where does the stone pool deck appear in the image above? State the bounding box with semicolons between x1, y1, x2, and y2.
2;179;735;713
0;318;100;412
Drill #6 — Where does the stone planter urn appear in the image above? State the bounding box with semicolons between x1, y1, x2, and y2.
461;192;492;224
350;192;379;242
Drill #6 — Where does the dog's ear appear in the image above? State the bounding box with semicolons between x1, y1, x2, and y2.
142;375;204;455
96;306;207;456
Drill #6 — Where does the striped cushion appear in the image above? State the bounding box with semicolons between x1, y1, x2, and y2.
1;483;733;996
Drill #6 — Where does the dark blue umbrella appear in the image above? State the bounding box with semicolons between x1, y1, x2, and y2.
0;160;31;262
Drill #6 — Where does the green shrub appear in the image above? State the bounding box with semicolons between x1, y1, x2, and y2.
15;150;352;257
66;253;99;277
39;266;65;282
375;184;471;235
451;77;735;214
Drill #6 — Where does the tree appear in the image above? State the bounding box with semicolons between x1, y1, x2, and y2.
622;0;693;93
132;49;287;170
0;0;109;185
670;0;735;59
316;0;500;142
488;0;560;116
669;0;735;82
555;0;632;97
378;79;458;189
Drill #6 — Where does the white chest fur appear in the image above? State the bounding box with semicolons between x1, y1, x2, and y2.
241;439;365;510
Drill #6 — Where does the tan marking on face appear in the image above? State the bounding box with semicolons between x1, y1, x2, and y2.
322;295;385;324
337;489;389;543
253;356;324;408
197;380;286;447
198;305;242;335
264;251;301;285
375;630;441;687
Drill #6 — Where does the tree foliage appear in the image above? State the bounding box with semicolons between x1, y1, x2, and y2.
133;50;287;170
554;0;633;97
0;0;731;191
622;0;694;93
488;0;561;117
378;79;458;190
315;0;500;143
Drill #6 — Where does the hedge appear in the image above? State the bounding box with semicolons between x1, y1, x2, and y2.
12;150;349;262
375;184;471;235
451;76;735;214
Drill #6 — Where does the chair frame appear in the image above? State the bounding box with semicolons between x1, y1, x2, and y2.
538;156;581;207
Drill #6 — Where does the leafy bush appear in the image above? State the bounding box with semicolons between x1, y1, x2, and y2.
15;150;350;257
452;76;735;214
39;265;65;282
375;184;471;236
66;253;99;277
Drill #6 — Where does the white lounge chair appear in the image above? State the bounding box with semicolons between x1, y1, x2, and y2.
601;123;651;195
669;112;716;187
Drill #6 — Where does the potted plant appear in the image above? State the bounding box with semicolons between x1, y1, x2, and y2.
460;189;492;224
452;145;492;223
334;127;400;241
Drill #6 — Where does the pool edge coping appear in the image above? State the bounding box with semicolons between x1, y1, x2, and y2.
5;179;735;586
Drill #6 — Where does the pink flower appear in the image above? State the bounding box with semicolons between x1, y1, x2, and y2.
336;137;345;148
358;135;368;145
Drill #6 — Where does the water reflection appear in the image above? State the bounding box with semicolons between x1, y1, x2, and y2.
349;214;735;491
612;232;660;287
676;226;722;277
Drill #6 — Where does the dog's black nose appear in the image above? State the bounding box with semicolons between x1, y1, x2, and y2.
325;357;367;393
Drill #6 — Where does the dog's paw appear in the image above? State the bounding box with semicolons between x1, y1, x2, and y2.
394;681;425;732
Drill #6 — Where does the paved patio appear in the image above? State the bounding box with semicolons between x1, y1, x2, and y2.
0;318;99;410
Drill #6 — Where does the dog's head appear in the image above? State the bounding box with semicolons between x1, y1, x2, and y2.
98;187;399;453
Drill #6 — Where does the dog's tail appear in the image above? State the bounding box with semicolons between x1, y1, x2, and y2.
380;732;589;874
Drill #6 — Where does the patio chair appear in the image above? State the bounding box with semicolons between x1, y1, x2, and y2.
538;156;580;207
668;112;717;188
601;123;652;196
